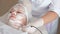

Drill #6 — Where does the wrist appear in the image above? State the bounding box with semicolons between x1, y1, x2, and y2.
28;18;44;28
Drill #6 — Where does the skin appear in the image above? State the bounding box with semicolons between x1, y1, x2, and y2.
8;0;58;29
8;5;27;29
9;8;58;33
8;0;32;29
41;11;58;25
22;0;58;25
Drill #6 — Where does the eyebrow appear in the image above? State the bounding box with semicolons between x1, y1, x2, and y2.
10;8;15;12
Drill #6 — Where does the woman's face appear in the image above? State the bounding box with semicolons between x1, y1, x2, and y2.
8;6;27;29
9;7;25;20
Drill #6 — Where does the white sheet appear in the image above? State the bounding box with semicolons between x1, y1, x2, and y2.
0;12;48;34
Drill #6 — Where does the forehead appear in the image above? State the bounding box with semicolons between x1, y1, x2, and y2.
10;3;25;13
15;4;24;9
10;6;24;12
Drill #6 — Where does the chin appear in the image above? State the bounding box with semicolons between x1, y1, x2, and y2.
8;19;14;25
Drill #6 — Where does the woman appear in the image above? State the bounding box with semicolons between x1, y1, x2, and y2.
8;0;60;34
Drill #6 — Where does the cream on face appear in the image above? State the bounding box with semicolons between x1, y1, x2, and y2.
9;13;25;28
9;4;26;28
8;5;27;29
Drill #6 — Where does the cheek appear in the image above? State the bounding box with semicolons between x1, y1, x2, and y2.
21;16;27;25
8;13;11;19
16;15;27;25
8;14;14;21
16;14;25;20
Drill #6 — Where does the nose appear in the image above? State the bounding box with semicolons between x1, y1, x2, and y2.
11;12;16;16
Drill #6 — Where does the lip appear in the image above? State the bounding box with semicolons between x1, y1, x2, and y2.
9;16;16;19
10;16;14;17
10;15;16;18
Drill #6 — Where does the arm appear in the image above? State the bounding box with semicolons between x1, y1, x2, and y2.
21;10;59;34
28;0;60;27
22;11;58;34
41;11;58;25
42;0;60;24
22;0;60;33
28;11;58;28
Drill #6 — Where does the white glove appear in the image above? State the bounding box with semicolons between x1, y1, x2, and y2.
29;18;44;28
21;18;44;34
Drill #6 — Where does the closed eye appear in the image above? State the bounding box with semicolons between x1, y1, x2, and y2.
17;11;21;13
10;11;14;13
10;8;15;13
10;11;12;13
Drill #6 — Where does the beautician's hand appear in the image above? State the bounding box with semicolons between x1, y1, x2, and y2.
22;18;44;34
